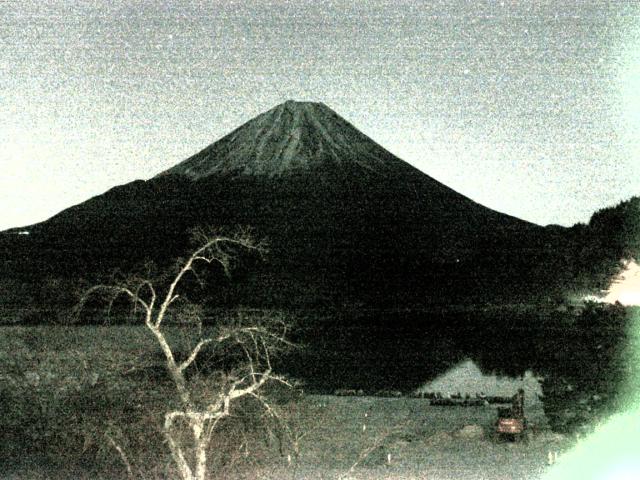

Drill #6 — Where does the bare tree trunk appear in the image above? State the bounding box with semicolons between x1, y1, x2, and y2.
164;413;196;480
193;420;208;480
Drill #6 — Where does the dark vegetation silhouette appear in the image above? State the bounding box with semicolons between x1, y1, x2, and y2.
565;196;640;292
467;302;631;433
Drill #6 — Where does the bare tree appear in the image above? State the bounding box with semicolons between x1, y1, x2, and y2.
78;229;292;480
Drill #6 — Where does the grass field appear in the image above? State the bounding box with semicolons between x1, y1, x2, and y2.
253;394;570;480
0;325;579;479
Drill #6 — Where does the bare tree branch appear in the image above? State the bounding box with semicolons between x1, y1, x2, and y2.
178;338;214;373
105;432;134;480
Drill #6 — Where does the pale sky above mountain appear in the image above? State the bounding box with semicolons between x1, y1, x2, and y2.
2;0;640;231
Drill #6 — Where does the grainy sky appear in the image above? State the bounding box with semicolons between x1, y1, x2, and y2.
2;0;639;231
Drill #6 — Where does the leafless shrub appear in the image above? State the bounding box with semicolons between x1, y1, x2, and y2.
78;229;293;480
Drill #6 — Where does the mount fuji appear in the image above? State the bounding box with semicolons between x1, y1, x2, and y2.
2;100;567;311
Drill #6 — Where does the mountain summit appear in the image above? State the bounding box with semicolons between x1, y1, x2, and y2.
158;100;397;178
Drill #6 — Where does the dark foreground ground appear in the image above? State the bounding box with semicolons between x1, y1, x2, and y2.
243;394;571;480
3;394;574;480
0;325;617;479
